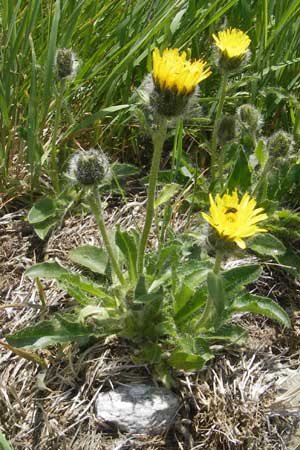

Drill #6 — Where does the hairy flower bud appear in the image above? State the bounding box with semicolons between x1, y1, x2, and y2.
68;149;111;186
237;104;263;132
267;130;294;157
217;115;236;144
55;48;78;80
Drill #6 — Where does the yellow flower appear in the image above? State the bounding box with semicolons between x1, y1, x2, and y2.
202;191;267;249
213;28;250;59
152;47;211;96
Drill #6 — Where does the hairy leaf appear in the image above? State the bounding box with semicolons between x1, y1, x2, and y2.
229;293;291;327
69;245;108;275
248;233;286;257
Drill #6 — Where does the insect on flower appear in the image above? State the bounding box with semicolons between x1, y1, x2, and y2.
225;207;238;214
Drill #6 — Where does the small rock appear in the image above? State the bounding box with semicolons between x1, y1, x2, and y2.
95;383;180;435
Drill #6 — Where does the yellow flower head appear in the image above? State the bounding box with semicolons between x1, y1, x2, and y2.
213;28;251;59
152;47;211;96
202;191;267;249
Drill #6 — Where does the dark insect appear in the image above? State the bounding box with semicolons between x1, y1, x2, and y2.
225;207;238;214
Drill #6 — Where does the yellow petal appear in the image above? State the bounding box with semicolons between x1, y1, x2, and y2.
234;238;246;249
152;47;211;95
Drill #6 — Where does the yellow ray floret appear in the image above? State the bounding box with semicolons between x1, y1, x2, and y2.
202;191;267;249
213;28;251;59
152;47;212;95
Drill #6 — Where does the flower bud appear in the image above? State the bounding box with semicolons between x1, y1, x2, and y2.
68;149;111;187
237;104;263;132
217;115;236;144
55;48;78;80
267;130;294;157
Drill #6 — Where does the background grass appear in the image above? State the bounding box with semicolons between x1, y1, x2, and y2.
1;0;300;199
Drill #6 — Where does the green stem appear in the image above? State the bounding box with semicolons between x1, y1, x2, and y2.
197;250;223;329
211;73;228;182
89;188;126;287
213;250;223;274
50;80;65;192
218;144;225;188
253;158;270;200
137;116;168;276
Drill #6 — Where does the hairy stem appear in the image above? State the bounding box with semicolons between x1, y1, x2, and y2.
253;158;270;200
213;249;223;274
197;250;223;329
137;116;168;275
89;188;126;287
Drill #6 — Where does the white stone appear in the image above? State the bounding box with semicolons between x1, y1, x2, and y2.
95;384;180;435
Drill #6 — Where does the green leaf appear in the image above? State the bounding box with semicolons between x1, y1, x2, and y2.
255;139;268;167
134;343;163;364
275;244;300;276
112;162;140;178
168;350;213;371
6;315;95;349
69;245;108;275
42;0;60;120
32;217;57;240
0;431;13;450
199;324;248;343
174;283;194;315
134;275;147;300
227;147;251;191
248;233;286;257
155;242;181;273
229;293;291;327
277;209;300;224
28;197;56;224
115;229;137;284
174;288;207;326
59;273;115;303
223;264;262;298
133;276;164;305
177;260;213;289
25;262;69;278
154;183;180;209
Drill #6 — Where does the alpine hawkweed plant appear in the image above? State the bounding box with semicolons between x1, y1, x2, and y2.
136;47;211;275
5;35;291;375
211;28;251;183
